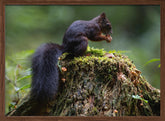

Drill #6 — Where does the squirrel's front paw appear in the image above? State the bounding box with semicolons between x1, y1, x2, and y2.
106;35;112;43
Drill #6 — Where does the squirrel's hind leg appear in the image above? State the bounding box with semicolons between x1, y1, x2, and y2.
73;37;88;57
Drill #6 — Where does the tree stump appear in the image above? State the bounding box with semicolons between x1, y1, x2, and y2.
7;48;160;116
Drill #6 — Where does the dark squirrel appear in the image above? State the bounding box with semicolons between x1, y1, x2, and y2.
31;13;112;103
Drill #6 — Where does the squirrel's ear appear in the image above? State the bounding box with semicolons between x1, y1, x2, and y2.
100;12;106;18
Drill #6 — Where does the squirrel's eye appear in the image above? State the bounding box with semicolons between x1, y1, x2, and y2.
106;23;111;29
106;23;110;26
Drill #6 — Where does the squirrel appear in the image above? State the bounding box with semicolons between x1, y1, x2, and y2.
30;13;112;104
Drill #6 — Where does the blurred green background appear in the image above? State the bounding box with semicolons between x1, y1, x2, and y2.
5;5;160;113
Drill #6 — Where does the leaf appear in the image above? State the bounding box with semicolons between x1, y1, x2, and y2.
86;46;106;56
16;75;32;82
15;50;34;59
9;102;17;111
16;84;31;92
132;95;148;103
109;50;131;54
57;60;62;72
6;50;35;65
144;58;160;66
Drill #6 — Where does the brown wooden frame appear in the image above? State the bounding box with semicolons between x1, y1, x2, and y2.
0;0;165;121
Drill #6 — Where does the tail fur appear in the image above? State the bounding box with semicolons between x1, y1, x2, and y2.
31;43;63;103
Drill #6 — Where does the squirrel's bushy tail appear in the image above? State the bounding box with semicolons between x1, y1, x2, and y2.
31;43;63;103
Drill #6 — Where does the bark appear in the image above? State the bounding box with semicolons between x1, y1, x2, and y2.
7;51;160;116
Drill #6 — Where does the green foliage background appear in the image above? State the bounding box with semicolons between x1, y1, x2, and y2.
5;5;160;113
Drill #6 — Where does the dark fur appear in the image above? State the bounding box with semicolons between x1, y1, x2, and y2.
31;43;63;103
31;13;112;103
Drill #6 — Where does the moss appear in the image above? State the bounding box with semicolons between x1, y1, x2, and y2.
52;47;160;116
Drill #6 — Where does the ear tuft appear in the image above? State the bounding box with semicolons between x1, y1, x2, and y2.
100;12;106;18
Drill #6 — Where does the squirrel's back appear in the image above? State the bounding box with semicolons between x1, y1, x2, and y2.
63;20;100;41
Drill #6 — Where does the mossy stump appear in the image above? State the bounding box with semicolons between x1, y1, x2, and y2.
8;49;160;116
